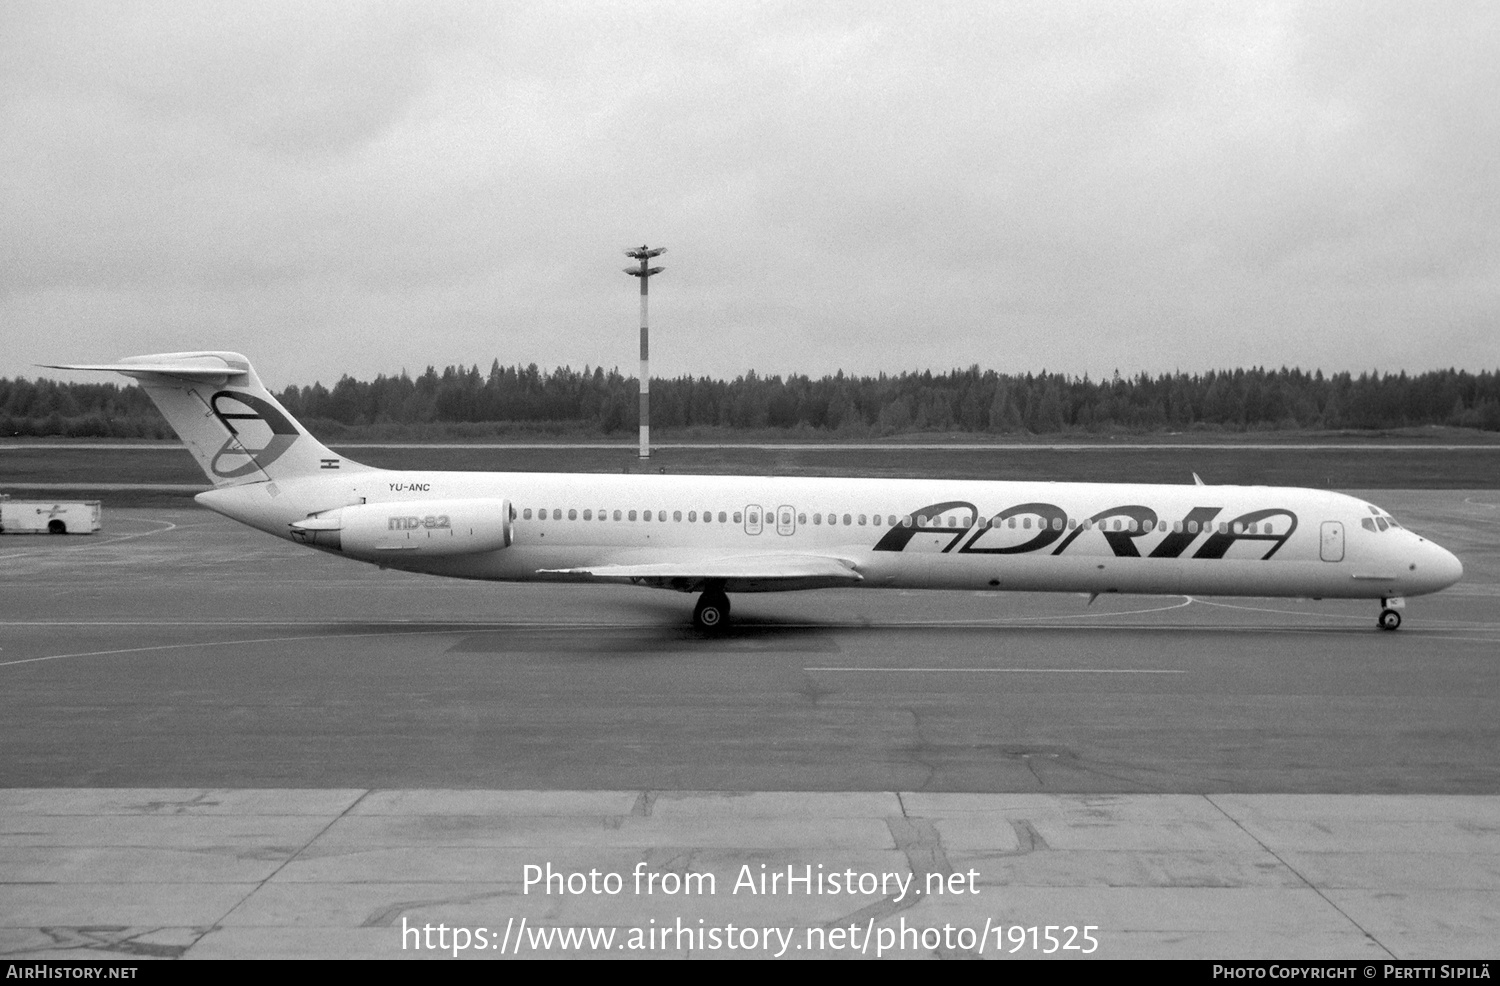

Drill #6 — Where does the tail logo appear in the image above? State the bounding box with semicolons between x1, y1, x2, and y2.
209;391;300;479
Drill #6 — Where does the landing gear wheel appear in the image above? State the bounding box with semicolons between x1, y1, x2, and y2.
693;591;730;631
1378;608;1402;631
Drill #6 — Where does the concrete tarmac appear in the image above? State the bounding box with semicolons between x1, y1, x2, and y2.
2;491;1497;959
2;789;1497;960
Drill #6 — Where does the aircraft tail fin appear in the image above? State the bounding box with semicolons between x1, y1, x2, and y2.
41;352;371;486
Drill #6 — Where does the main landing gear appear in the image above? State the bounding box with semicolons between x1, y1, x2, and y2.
1378;596;1405;631
692;588;731;631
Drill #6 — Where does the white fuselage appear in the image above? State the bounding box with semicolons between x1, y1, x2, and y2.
196;469;1464;600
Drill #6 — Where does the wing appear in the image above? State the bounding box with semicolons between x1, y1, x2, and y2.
538;553;863;593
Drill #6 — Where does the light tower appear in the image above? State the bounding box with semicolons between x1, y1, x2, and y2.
624;244;665;459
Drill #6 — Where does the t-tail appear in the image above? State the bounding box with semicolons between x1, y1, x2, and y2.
41;351;372;485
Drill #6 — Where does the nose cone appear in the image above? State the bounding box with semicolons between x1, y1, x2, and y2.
1435;545;1464;588
1414;541;1464;594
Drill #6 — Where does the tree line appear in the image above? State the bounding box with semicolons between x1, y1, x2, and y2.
4;363;1499;439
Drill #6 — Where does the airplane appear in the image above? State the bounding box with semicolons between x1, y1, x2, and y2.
46;351;1464;632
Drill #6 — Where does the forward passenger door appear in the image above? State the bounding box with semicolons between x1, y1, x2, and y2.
1320;521;1344;562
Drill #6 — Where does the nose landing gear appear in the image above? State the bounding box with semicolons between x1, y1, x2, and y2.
1378;596;1405;631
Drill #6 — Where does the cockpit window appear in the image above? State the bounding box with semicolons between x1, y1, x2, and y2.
1375;518;1389;531
1362;518;1377;532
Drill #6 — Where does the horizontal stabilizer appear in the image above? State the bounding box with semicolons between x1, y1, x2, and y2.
40;358;242;380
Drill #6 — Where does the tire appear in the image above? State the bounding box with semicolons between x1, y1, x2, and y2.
1378;608;1401;631
47;519;66;534
693;592;730;631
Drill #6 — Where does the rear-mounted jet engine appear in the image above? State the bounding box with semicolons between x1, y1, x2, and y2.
290;498;513;556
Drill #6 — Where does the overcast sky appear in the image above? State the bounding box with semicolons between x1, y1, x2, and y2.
3;1;1496;389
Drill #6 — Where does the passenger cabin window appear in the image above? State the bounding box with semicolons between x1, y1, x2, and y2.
688;511;697;521
628;510;637;521
613;510;622;521
523;508;532;520
673;511;681;522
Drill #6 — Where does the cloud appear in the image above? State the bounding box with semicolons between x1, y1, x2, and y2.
3;1;1496;387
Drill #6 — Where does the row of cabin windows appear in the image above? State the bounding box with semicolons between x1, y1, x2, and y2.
523;508;732;523
518;506;1280;536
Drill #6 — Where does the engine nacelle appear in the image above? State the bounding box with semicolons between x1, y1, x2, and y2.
291;498;512;557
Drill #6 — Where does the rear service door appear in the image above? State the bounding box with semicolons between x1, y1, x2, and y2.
776;505;796;536
1320;521;1344;562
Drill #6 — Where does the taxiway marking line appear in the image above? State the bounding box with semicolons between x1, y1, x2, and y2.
0;518;180;561
805;667;1186;674
0;628;463;669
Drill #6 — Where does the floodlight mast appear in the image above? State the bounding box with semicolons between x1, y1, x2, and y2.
624;245;665;459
